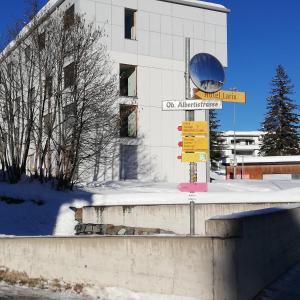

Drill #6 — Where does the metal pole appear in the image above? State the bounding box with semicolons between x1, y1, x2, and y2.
205;110;210;183
233;103;237;179
190;200;195;235
241;155;244;179
185;37;195;235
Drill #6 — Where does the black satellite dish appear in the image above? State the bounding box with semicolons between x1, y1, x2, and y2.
189;53;225;93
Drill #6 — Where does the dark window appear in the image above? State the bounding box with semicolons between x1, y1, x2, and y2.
64;62;75;88
25;46;31;62
120;104;137;138
120;144;138;180
235;150;254;156
63;103;76;135
7;62;13;77
44;113;53;134
28;87;35;102
64;5;75;30
120;64;137;97
45;76;53;97
125;8;136;40
38;31;46;50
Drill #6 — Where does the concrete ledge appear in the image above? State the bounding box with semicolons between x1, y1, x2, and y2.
79;202;300;235
205;219;242;238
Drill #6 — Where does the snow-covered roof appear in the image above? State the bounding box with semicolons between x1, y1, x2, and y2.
224;155;300;165
222;131;265;137
159;0;229;12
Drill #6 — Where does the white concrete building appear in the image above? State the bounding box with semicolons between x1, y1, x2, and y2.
3;0;229;183
221;131;264;160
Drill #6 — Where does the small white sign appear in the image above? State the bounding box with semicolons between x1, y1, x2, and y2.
162;99;222;111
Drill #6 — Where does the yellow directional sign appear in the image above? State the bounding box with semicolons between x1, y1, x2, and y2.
182;152;208;163
183;136;208;152
195;89;246;104
182;121;208;136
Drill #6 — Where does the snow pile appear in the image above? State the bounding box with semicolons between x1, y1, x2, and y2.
84;286;198;300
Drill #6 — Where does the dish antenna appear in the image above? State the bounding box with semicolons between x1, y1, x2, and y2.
189;53;225;93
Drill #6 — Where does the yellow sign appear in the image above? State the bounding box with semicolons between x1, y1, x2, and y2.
183;136;208;152
182;152;207;163
182;121;208;136
195;89;246;104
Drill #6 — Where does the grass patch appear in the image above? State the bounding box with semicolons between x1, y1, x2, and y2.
0;266;88;295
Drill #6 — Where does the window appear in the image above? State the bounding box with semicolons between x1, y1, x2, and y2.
234;150;254;156
25;46;31;62
125;8;137;40
120;104;137;138
120;64;137;97
38;31;46;50
120;145;138;180
64;62;75;88
7;62;13;77
45;76;53;97
44;113;53;134
64;5;75;30
63;103;76;134
28;87;35;102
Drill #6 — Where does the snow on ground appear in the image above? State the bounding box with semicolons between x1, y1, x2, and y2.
0;283;198;300
84;286;198;300
0;177;299;236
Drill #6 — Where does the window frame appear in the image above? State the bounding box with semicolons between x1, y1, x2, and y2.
124;8;137;40
119;64;137;98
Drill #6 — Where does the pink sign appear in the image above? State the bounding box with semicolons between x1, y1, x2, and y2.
178;183;208;193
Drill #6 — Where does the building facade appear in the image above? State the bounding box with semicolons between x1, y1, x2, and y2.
221;131;264;161
223;156;300;180
2;0;229;183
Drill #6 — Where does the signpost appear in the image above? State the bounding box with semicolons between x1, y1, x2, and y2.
181;121;208;136
161;39;246;235
180;152;207;163
195;89;246;103
182;137;208;152
162;99;222;111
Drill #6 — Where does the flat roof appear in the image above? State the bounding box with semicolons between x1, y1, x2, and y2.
224;156;300;165
222;131;264;137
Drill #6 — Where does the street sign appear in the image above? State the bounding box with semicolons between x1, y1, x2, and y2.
181;151;208;163
182;121;208;136
162;99;222;110
178;182;208;193
182;136;208;152
195;89;246;104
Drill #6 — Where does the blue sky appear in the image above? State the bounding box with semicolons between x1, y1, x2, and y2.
216;0;300;131
0;0;300;132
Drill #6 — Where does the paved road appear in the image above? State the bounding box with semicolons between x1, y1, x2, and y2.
0;283;86;300
256;261;300;300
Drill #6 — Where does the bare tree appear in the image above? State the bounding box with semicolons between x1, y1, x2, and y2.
0;3;119;189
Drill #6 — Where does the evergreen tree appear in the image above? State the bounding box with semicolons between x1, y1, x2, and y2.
209;109;224;170
260;65;300;156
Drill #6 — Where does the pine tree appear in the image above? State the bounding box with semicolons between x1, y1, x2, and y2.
260;65;300;156
209;109;224;170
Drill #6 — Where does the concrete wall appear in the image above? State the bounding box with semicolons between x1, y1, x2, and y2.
81;202;297;234
0;236;218;300
206;205;300;299
1;205;300;299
